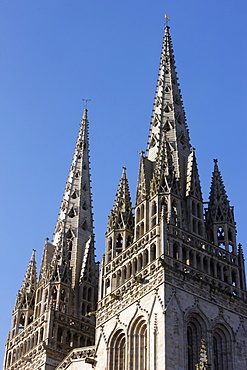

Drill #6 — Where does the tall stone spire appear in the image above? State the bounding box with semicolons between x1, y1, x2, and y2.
4;109;97;370
52;108;94;287
147;26;191;188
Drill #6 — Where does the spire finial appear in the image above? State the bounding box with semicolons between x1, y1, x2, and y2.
82;98;91;109
164;13;170;27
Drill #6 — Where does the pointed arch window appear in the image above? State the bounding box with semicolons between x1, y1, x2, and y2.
109;330;126;370
130;317;147;370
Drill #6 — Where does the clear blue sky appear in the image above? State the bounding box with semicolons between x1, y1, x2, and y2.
0;0;246;365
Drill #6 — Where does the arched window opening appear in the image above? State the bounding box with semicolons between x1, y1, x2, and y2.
173;243;179;261
122;266;127;280
68;240;73;251
217;263;221;279
136;207;141;223
210;260;215;277
108;238;112;252
66;331;71;346
189;251;194;266
73;334;79;347
126;236;131;248
88;287;92;301
182;247;187;264
7;352;11;367
144;249;149;266
187;317;204;370
150;244;156;262
57;327;63;343
203;257;208;273
192;201;196;215
217;227;225;241
28;313;33;324
19;313;25;332
132;259;137;275
141;204;144;219
171;200;178;225
198;221;203;236
140;222;144;236
196;254;201;270
116;234;123;254
109;330;126;370
197;203;201;217
193;218;196;233
12;349;16;363
151;215;156;228
79;336;85;347
228;229;233;242
52;287;57;308
136;225;140;240
213;326;232;370
81;303;86;316
151;201;157;216
130;317;147;370
40;327;44;342
116;270;121;287
83;286;87;300
61;289;65;302
137;254;143;271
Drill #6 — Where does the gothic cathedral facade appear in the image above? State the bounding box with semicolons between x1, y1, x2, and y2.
4;23;247;370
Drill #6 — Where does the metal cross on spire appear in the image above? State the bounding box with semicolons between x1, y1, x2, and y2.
164;13;170;26
82;98;91;109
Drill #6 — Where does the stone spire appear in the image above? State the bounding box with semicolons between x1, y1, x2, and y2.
106;167;134;261
12;250;37;334
52;108;94;287
207;159;234;225
109;167;133;230
206;159;236;252
147;26;191;189
15;249;37;308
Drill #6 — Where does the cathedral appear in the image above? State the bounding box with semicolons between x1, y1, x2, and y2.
3;21;247;370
